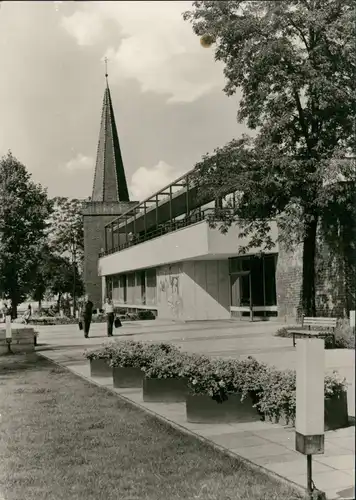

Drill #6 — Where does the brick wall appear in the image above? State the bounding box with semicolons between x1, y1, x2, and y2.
276;242;303;323
276;226;354;323
83;201;137;309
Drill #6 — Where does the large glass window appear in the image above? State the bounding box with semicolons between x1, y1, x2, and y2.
139;271;146;305
146;268;157;306
119;274;127;304
229;254;277;317
127;273;135;304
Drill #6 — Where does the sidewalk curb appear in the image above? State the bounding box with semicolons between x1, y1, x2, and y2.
38;352;314;500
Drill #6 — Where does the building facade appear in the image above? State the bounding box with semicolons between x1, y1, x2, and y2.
84;82;354;321
96;169;294;322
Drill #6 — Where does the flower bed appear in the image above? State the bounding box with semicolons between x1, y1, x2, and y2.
82;342;349;430
29;316;108;326
262;370;348;430
84;342;118;378
109;341;180;389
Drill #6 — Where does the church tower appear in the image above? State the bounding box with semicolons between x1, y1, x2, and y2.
83;71;137;308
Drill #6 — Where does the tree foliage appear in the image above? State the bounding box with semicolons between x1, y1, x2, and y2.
47;197;84;268
47;254;84;308
184;0;356;316
30;244;84;309
0;152;53;317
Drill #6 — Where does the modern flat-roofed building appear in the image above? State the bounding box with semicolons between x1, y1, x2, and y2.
85;80;354;322
98;173;285;321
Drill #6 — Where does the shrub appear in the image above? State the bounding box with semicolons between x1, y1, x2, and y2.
143;351;190;379
275;320;355;349
29;316;107;326
333;320;355;349
188;357;239;403
137;310;156;320
324;371;348;398
83;341;118;361
185;353;348;421
255;368;296;424
255;366;347;424
109;341;179;369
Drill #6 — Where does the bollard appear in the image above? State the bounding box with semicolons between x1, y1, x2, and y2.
295;338;325;499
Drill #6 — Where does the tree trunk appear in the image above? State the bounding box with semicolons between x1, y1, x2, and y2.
301;216;318;317
10;296;18;320
72;261;76;317
38;298;42;311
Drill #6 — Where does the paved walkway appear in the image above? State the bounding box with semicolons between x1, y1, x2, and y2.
36;320;355;500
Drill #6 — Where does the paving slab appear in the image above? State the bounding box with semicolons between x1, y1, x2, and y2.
36;320;355;500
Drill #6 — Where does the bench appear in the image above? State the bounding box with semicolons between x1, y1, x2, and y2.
291;317;337;348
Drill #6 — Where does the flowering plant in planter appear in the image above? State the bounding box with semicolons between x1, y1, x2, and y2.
254;367;296;424
324;371;348;397
187;357;239;403
143;351;189;379
109;341;180;369
83;341;118;361
232;356;268;400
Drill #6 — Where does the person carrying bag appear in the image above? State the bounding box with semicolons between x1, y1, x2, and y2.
103;297;115;337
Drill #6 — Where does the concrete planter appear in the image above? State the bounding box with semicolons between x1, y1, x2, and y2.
90;358;112;378
143;376;188;403
112;366;144;389
186;393;261;424
325;391;349;431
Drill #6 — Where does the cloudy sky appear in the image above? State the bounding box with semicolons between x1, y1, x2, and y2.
0;1;247;201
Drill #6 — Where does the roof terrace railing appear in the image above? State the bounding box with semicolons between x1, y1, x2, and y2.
99;207;234;257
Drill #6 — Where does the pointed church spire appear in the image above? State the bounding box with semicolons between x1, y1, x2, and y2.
91;66;130;202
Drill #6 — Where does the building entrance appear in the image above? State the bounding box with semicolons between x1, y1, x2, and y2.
229;254;277;320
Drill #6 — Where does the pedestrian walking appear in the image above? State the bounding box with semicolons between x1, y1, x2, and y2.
24;304;32;324
103;297;115;337
81;295;94;338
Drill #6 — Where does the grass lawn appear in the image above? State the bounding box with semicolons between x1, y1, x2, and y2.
0;354;304;500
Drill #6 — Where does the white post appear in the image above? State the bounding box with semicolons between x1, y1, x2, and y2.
5;315;11;339
350;310;355;328
295;338;325;498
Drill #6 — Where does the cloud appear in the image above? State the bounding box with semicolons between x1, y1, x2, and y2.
129;160;184;201
60;1;225;103
64;153;94;171
61;8;104;46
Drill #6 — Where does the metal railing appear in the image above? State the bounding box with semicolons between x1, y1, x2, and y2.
100;207;233;257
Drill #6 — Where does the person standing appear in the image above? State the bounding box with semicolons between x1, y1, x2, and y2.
24;304;32;324
82;295;94;338
103;297;115;337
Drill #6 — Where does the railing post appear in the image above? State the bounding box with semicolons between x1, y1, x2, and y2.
144;202;147;236
111;222;114;251
169;186;173;229
155;195;159;227
185;174;190;218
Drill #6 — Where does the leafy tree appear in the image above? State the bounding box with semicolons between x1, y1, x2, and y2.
31;245;51;310
48;255;84;313
184;0;356;316
0;152;53;318
31;244;84;314
47;197;85;312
